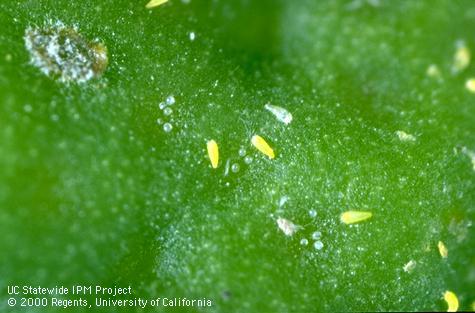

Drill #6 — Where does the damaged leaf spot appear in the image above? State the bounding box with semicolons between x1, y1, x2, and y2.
24;20;108;84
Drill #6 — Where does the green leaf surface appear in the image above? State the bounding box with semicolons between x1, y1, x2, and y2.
0;0;474;312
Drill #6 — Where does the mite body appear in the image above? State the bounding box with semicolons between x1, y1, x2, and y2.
207;140;219;169
251;135;275;159
340;211;373;224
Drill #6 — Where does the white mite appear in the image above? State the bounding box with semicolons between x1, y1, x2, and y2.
264;103;293;125
224;159;230;176
461;146;475;171
403;260;417;273
276;217;298;236
396;130;416;142
278;195;289;208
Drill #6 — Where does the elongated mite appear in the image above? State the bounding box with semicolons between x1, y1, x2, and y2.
251;135;275;159
340;211;372;224
443;290;459;312
146;0;168;9
207;140;219;169
438;241;448;258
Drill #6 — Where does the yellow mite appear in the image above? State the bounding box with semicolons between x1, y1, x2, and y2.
443;290;459;312
340;211;372;224
251;135;275;159
453;43;470;73
206;140;219;169
465;78;475;93
438;241;448;258
426;64;441;79
145;0;168;9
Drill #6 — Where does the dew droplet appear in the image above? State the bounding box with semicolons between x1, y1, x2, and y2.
166;95;175;105
300;238;309;246
163;107;173;116
313;240;324;250
238;148;246;157
189;32;196;41
231;163;240;173
309;210;317;218
163;123;173;132
312;231;322;240
156;118;162;125
244;156;253;164
159;102;166;110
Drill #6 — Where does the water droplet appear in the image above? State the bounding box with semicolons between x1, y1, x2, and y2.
159;102;166;110
300;238;309;246
231;163;240;173
313;240;324;250
244;156;253;164
156;118;162;125
163;123;173;132
163;107;173;116
238;148;246;157
166;95;175;105
189;32;196;41
309;210;317;218
312;231;322;240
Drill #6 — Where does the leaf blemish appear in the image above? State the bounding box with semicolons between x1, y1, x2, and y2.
24;20;108;84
